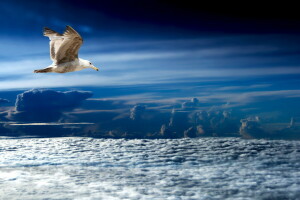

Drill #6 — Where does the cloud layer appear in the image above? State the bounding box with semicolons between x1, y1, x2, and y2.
0;88;299;140
11;89;92;122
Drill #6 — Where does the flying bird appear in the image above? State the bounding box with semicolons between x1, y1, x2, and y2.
34;25;99;73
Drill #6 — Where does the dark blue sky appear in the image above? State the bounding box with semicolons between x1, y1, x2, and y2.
1;0;300;36
0;0;300;138
0;0;300;97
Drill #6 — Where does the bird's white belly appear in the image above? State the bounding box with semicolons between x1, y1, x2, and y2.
52;60;83;73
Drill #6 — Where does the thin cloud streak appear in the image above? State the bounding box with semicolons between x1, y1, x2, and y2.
0;67;300;90
0;35;299;90
90;45;279;63
8;122;94;126
0;59;49;75
216;84;272;91
0;36;290;74
198;90;300;104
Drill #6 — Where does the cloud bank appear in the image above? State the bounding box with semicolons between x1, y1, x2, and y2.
0;89;299;140
11;89;92;122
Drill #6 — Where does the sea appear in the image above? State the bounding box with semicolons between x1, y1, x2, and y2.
0;137;299;200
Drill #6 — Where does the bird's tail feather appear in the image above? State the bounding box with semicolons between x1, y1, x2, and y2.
34;67;53;73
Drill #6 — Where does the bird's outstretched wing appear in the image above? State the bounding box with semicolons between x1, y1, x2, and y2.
43;27;63;62
44;26;83;64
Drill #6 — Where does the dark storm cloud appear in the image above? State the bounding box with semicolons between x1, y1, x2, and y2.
15;89;92;112
11;89;92;122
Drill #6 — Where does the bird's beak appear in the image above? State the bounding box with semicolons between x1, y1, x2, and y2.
91;65;99;71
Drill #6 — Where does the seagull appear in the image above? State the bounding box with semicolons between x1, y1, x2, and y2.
34;25;99;73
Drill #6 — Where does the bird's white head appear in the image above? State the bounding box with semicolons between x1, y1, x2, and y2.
80;59;99;71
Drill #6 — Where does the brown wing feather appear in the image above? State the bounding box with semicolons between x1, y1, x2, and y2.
43;27;64;62
55;26;83;64
43;27;62;37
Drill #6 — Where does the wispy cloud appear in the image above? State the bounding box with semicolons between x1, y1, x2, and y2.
8;122;94;126
0;66;300;90
0;35;299;90
0;59;48;75
216;84;272;91
89;45;279;63
198;89;300;104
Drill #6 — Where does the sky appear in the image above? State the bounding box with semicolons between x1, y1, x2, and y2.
0;0;300;139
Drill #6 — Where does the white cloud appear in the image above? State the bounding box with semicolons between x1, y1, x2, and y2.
89;45;279;64
8;122;94;126
0;66;299;90
0;36;299;90
216;84;272;91
198;90;300;104
0;58;49;75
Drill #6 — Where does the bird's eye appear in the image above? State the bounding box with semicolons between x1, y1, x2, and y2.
89;62;91;65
